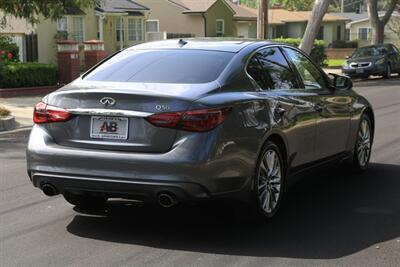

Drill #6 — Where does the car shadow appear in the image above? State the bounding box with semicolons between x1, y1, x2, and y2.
66;162;400;259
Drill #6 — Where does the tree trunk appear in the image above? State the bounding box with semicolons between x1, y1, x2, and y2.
367;0;398;45
299;0;332;54
257;0;268;39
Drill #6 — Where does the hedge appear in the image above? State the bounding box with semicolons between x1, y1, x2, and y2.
270;38;326;66
0;62;58;88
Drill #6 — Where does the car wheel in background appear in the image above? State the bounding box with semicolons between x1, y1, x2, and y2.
253;141;285;220
351;114;373;173
383;64;391;79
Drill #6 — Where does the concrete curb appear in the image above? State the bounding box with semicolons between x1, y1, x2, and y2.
0;116;17;132
0;125;32;136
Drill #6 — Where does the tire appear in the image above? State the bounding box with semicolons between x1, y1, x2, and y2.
63;192;107;208
351;114;373;173
252;141;286;220
383;64;391;79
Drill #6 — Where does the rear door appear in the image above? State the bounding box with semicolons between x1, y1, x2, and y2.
247;46;319;167
283;47;351;159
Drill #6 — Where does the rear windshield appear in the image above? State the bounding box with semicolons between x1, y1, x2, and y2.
352;46;387;58
84;49;234;84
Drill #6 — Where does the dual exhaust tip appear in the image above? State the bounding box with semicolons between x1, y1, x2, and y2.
158;193;178;208
41;183;177;208
41;183;59;197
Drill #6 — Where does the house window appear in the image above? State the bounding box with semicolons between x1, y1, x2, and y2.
337;25;341;40
57;17;67;31
146;20;159;33
128;18;143;41
72;16;84;42
116;18;125;42
358;27;372;40
317;26;324;40
216;19;225;37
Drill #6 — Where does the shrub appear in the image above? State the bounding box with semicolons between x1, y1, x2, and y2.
331;40;358;48
0;106;11;117
270;38;326;66
0;36;20;62
0;62;58;88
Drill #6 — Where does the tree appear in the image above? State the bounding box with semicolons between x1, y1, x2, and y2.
0;0;98;26
387;2;400;39
258;0;269;39
367;0;398;44
299;0;332;54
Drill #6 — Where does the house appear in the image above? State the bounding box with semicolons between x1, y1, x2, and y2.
35;0;348;64
36;0;150;64
333;11;400;47
0;12;36;62
233;7;348;46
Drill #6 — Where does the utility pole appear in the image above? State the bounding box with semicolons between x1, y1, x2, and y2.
257;0;268;39
341;0;344;13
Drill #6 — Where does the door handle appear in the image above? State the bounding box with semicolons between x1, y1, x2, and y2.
314;103;324;112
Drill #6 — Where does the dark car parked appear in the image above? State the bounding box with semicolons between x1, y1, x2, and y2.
27;40;374;220
342;43;400;79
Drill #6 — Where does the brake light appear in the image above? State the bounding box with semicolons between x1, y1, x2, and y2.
146;107;231;132
33;102;72;124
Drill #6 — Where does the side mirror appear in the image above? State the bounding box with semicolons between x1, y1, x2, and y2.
329;73;353;90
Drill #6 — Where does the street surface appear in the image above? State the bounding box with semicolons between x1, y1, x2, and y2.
1;77;399;267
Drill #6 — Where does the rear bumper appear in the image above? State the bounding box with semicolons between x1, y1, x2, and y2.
31;172;209;202
27;125;253;201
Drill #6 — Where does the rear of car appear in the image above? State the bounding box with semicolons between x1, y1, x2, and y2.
26;47;251;204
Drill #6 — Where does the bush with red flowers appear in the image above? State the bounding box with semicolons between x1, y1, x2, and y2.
0;36;19;63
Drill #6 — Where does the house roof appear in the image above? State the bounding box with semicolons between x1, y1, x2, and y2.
96;0;149;13
223;5;349;24
342;11;400;25
167;0;235;14
227;3;258;21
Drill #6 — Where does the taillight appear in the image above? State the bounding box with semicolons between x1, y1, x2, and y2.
146;107;231;132
33;102;72;124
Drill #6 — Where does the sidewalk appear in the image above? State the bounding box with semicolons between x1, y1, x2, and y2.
0;96;43;128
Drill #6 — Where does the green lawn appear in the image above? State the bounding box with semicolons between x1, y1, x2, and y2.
325;59;346;68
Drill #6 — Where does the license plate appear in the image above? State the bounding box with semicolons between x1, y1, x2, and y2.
90;116;128;140
356;69;364;74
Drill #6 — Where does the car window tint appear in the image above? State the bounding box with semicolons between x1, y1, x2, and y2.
256;47;298;89
246;56;268;89
84;50;234;84
284;48;326;90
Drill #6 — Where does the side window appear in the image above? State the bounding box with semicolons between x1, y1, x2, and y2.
246;56;268;89
256;47;298;89
283;48;327;90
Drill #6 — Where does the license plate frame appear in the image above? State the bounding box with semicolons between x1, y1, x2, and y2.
356;68;364;74
90;116;129;140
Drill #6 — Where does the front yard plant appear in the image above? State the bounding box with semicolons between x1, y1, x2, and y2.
0;106;11;117
0;62;58;88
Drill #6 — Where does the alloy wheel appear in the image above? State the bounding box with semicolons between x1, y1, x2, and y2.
258;149;282;214
357;119;371;167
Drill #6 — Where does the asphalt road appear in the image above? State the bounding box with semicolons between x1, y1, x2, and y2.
1;77;399;267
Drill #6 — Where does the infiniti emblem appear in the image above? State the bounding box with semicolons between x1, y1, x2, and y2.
100;97;116;106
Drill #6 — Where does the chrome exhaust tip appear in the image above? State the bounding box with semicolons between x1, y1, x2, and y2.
158;193;177;208
41;183;59;197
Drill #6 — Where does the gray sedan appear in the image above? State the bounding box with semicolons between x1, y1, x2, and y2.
27;40;374;220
